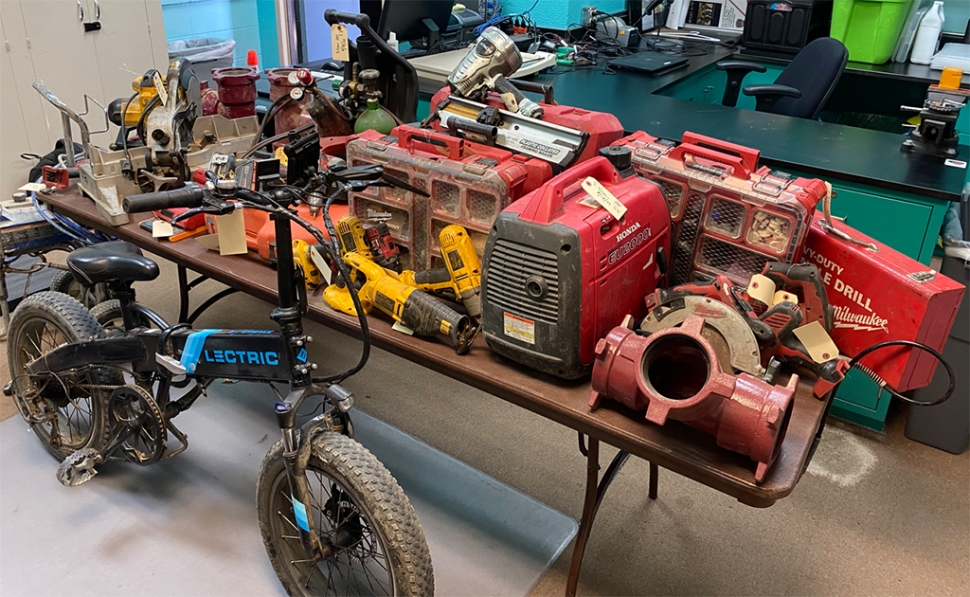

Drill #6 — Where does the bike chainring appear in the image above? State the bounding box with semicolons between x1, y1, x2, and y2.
108;385;168;465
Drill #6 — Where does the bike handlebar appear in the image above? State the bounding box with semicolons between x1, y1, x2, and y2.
123;185;206;213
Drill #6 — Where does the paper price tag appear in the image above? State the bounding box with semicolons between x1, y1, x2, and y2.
215;208;247;256
392;321;414;336
331;24;350;62
746;274;776;306
772;290;796;306
152;220;174;238
308;245;332;286
581;177;627;220
152;71;168;106
792;321;840;364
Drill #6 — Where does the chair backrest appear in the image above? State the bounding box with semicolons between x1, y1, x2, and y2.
772;38;848;119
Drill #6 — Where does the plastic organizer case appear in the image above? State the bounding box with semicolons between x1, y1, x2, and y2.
610;131;827;285
346;125;552;271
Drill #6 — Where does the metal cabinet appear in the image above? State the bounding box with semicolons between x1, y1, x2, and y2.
0;0;167;203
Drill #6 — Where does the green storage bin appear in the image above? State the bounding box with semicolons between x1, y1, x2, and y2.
831;0;914;64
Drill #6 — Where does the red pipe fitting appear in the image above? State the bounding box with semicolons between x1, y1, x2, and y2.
266;67;312;135
212;67;260;119
589;314;798;483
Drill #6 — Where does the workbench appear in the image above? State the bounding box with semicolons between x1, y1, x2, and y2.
43;187;831;596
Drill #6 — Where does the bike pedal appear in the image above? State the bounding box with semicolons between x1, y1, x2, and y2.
56;448;103;487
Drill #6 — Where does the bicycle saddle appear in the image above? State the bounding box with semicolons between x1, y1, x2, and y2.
67;241;159;287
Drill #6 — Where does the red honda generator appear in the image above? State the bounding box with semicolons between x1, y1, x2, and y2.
345;125;552;271
428;87;625;169
481;149;672;379
610;131;825;286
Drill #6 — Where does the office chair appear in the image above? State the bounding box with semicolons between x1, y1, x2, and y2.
716;38;849;119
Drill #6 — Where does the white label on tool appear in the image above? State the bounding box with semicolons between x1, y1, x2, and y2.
581;177;627;220
793;321;840;364
944;158;967;169
772;290;796;306
392;321;414;335
308;245;332;286
153;71;168;106
746;274;776;306
331;24;350;61
152;220;174;238
503;312;535;345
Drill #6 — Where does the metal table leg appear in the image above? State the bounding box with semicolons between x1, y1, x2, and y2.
566;434;633;597
177;266;190;323
177;265;235;324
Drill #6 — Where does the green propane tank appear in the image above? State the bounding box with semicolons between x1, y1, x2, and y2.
354;98;396;134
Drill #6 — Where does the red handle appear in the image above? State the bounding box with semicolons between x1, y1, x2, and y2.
395;126;464;160
520;157;621;225
668;132;760;180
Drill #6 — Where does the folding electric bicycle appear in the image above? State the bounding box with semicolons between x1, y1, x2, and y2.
4;167;433;596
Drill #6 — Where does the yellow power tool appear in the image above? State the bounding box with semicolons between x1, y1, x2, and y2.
108;71;160;128
399;224;482;319
323;252;476;354
292;239;323;289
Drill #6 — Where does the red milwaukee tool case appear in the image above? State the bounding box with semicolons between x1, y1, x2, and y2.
805;212;965;392
428;87;625;166
611;131;826;286
346;125;552;270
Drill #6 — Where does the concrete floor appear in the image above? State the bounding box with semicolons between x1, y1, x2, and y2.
2;255;968;596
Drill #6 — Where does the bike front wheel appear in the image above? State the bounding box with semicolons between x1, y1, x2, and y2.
257;431;433;597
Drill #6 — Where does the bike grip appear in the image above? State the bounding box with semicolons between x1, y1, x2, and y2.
123;185;205;213
521;157;620;225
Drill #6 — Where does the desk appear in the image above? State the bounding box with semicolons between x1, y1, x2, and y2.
43;187;830;595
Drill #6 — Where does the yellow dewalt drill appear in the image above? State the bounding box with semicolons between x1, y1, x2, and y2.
399;225;482;320
323;252;476;354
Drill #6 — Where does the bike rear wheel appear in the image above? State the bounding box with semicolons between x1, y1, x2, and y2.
6;291;120;460
257;431;433;597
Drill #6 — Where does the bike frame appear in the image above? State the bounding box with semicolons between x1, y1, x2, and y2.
26;212;343;558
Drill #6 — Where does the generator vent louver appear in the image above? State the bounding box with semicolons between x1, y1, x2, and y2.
485;239;560;326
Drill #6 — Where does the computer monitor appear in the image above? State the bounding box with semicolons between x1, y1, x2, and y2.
376;0;454;47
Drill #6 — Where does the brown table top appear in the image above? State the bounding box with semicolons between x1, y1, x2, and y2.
44;188;831;508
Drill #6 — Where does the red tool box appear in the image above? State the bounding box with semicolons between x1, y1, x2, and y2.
346;125;552;271
610;131;826;286
804;212;965;392
428;87;625;166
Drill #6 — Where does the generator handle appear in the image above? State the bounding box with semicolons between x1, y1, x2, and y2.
396;127;464;160
522;156;620;225
670;132;760;180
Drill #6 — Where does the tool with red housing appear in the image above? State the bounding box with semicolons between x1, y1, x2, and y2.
428;87;624;168
481;148;671;379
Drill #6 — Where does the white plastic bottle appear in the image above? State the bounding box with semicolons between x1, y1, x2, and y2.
910;1;945;65
387;31;399;52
